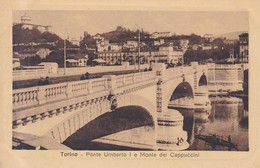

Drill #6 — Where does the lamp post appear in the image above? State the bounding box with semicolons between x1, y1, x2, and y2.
133;24;141;72
64;29;67;75
138;29;141;72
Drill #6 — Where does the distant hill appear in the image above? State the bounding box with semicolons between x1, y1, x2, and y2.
13;24;61;44
100;26;139;43
215;31;248;40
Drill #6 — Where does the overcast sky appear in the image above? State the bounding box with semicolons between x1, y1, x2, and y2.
13;10;248;40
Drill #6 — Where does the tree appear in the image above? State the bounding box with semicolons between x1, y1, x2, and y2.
20;55;42;66
44;50;65;67
80;32;96;50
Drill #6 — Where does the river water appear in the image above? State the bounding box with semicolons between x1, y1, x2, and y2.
83;96;248;151
180;96;248;151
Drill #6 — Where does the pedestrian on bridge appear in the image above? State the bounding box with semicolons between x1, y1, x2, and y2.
43;76;50;85
37;77;44;86
85;72;90;79
80;74;85;80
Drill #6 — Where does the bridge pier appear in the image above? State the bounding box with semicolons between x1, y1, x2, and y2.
194;86;211;111
153;63;189;150
156;109;189;150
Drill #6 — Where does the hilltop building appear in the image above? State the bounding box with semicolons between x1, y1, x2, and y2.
14;13;52;33
150;32;171;39
203;34;214;42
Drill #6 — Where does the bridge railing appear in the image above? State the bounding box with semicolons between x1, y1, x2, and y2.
13;78;108;109
13;71;157;110
13;87;40;109
116;71;157;87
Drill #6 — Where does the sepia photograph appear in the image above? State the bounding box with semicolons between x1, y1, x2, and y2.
11;10;249;152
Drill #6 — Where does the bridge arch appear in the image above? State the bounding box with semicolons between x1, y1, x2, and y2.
170;82;194;101
198;74;208;86
62;105;155;150
167;81;194;108
42;94;157;149
116;94;157;124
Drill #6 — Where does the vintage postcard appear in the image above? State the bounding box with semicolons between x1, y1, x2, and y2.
0;0;259;168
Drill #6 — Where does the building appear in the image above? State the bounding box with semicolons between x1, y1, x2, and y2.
153;39;165;46
96;38;123;52
13;53;20;69
70;38;80;46
204;34;214;42
66;54;88;67
158;44;183;64
201;44;212;50
150;32;171;39
98;43;184;65
17;49;37;59
93;34;104;40
36;48;51;59
96;38;109;52
179;39;189;50
239;33;249;62
16;48;51;59
109;43;123;51
125;41;138;48
15;13;52;33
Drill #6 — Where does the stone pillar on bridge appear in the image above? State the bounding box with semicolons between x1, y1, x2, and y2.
152;63;189;150
191;62;199;90
192;62;212;111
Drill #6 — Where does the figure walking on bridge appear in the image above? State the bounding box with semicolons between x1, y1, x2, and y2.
43;76;50;85
37;77;44;86
85;72;90;80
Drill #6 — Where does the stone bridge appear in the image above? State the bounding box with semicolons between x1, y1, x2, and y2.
12;62;217;150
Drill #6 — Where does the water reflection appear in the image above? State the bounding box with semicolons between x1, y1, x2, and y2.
187;96;248;151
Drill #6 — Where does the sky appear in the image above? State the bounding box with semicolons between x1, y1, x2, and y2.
13;10;248;40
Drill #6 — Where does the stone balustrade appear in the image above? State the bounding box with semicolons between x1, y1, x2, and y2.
13;87;39;109
12;70;158;128
13;71;157;110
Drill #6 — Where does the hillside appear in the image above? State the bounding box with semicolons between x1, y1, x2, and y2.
13;24;61;44
215;31;248;40
100;26;148;43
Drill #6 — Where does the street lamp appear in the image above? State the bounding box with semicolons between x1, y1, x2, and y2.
64;29;67;75
138;29;141;72
134;24;141;72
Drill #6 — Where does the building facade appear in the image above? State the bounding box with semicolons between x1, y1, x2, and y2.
98;44;183;65
239;33;249;62
150;32;171;39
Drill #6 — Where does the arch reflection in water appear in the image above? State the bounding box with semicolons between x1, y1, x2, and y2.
187;96;248;151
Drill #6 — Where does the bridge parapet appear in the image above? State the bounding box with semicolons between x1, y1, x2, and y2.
13;71;158;128
13;78;108;110
115;71;157;88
